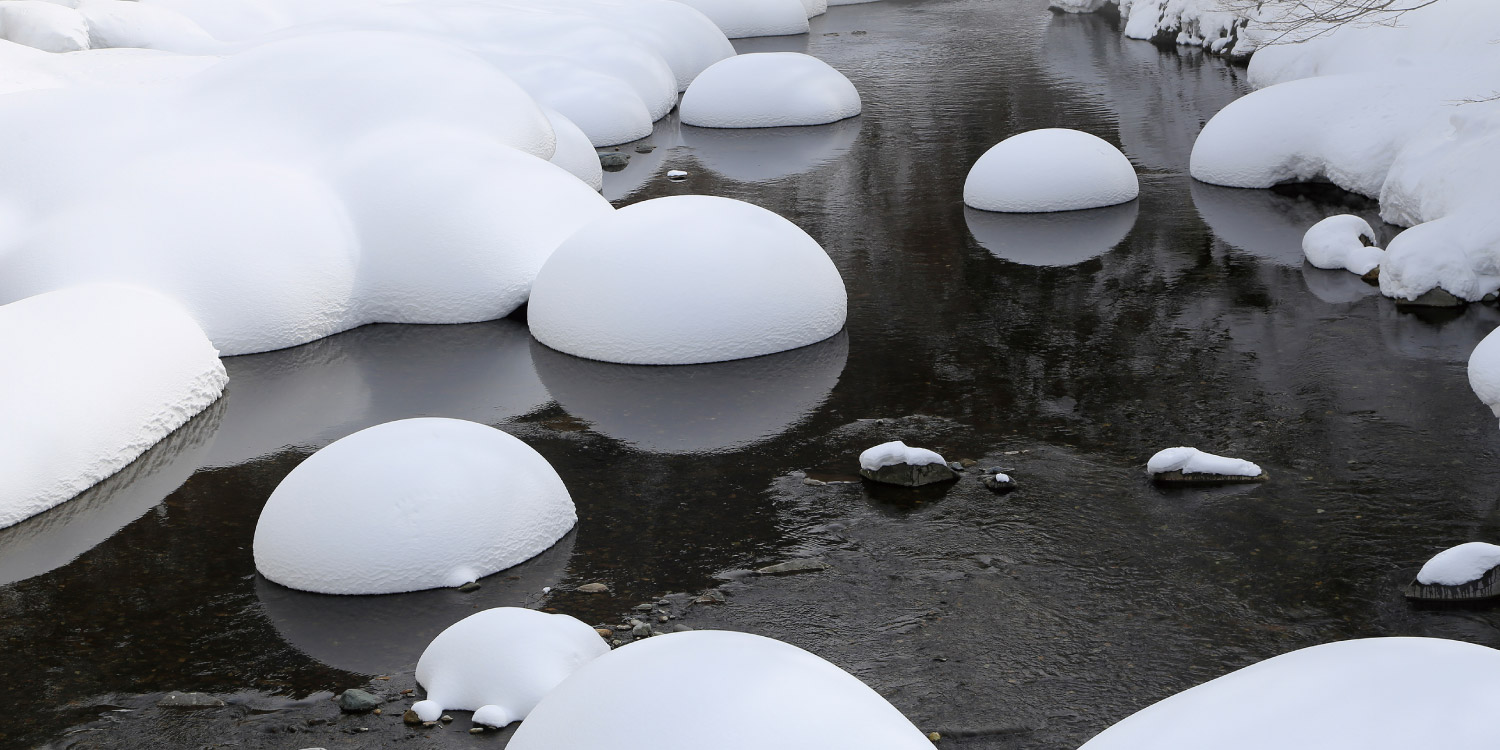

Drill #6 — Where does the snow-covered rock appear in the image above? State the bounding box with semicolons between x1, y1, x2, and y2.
800;0;828;19
680;52;860;128
542;107;605;191
671;0;809;39
0;285;226;529
410;608;607;727
858;441;958;487
1053;0;1261;59
253;418;576;595
0;1;90;52
965;202;1137;266
528;195;847;365
1077;637;1500;750
1146;447;1264;480
508;630;934;750
964;128;1139;213
1469;327;1500;424
1302;215;1383;275
1416;542;1500;586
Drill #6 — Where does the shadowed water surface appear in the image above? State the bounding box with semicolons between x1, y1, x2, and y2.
5;1;1500;748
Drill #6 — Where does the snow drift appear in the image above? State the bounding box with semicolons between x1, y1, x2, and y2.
964;128;1138;213
680;52;861;128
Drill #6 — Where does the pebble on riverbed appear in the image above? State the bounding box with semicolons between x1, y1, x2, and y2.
757;558;831;576
335;689;382;713
576;582;610;593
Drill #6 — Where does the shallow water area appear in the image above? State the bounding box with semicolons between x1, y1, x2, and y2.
7;1;1500;748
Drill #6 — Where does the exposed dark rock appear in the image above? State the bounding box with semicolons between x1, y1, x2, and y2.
1395;287;1465;308
860;462;959;487
756;558;830;576
335;689;381;713
1150;469;1268;485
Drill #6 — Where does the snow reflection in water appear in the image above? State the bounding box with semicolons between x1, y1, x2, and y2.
681;118;861;183
965;201;1137;267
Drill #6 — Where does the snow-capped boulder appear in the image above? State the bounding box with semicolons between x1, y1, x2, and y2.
410;608;607;726
964;128;1139;213
542;107;605;191
1417;542;1500;586
1077;637;1500;750
0;1;90;52
0;284;226;529
507;630;935;750
965;202;1137;267
1302;215;1383;275
561;0;734;92
1146;447;1266;484
680;52;860;128
670;0;809;39
253;418;576;595
801;0;828;18
858;441;958;487
528;195;847;365
1468;326;1500;424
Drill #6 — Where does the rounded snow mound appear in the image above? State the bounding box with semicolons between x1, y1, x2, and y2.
0;1;91;53
680;53;861;128
1078;637;1500;750
507;630;935;750
253;418;576;595
1417;542;1500;586
1303;215;1384;275
1469;327;1500;424
410;607;607;727
670;0;809;39
1146;447;1261;478
0;284;226;529
528;195;847;365
964;128;1138;213
859;441;945;471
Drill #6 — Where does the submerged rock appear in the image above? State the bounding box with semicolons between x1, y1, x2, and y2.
756;558;830;576
576;582;610;593
336;689;382;713
157;692;224;709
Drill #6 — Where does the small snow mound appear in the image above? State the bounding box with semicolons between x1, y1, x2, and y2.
415;608;608;725
859;441;946;472
507;630;934;750
1146;447;1261;477
543;107;604;192
1416;542;1500;586
964;128;1138;213
252;419;576;595
671;0;809;39
1302;215;1384;275
528;195;847;365
0;1;90;52
680;53;860;129
1469;327;1500;423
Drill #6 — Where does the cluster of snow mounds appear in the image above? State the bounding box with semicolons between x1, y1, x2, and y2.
253;418;576;595
1146;447;1261;478
672;0;810;39
410;608;607;727
680;53;861;128
0;285;226;529
859;441;946;471
528;195;848;366
1417;543;1500;586
1469;328;1500;425
1078;637;1500;750
1302;215;1383;276
508;631;935;750
965;128;1138;213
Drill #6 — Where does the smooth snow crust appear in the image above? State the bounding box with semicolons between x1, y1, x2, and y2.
1302;215;1383;275
0;284;226;529
528;195;847;365
1416;542;1500;586
859;441;946;472
412;608;607;727
507;630;934;750
1078;637;1500;750
252;418;576;595
671;0;809;39
1468;328;1500;423
680;52;861;128
1146;447;1261;477
964;128;1139;213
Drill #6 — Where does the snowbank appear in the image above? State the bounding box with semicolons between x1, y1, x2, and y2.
680;52;860;128
1302;215;1383;275
965;202;1136;266
253;418;576;595
1146;447;1261;478
1416;542;1500;586
1051;0;1261;59
964;128;1138;213
1469;327;1500;423
0;1;90;52
859;441;946;472
508;630;934;750
1078;637;1500;750
671;0;809;39
76;0;220;53
0;285;226;529
411;608;607;726
528;195;847;365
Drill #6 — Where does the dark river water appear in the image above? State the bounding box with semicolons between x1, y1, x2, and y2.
6;1;1500;748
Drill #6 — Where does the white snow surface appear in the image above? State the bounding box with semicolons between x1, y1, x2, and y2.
800;0;827;19
1416;542;1500;586
1302;215;1383;275
252;418;576;595
508;630;935;750
411;608;607;727
0;284;226;529
543;107;604;191
859;441;947;472
1146;447;1261;477
671;0;809;39
1468;327;1500;423
964;128;1139;213
0;1;90;52
680;52;861;128
1078;637;1500;750
528;195;847;365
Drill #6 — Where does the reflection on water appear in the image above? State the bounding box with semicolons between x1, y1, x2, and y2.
532;332;848;454
681;118;862;183
965;201;1137;267
1302;264;1380;305
1191;181;1388;267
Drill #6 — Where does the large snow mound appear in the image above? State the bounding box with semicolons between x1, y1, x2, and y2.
680;52;860;128
964;128;1139;213
1146;447;1260;477
411;607;607;726
253;418;576;595
859;441;946;471
1469;327;1500;424
508;630;935;750
528;195;847;365
1416;542;1500;586
671;0;809;39
0;284;226;529
1302;215;1383;276
1078;637;1500;750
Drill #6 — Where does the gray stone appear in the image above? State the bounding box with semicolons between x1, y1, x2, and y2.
633;603;654;612
693;589;726;605
1150;469;1269;485
802;477;827;486
1396;287;1465;307
946;461;964;472
156;692;224;709
756;558;830;576
456;581;480;593
576;582;609;593
671;624;693;633
598;152;630;170
335;689;381;713
631;621;653;638
860;462;960;487
634;144;656;153
1484;292;1498;304
402;709;423;725
982;475;1017;493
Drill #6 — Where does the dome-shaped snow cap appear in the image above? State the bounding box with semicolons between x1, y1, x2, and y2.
680;52;861;128
964;128;1138;213
527;195;847;365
